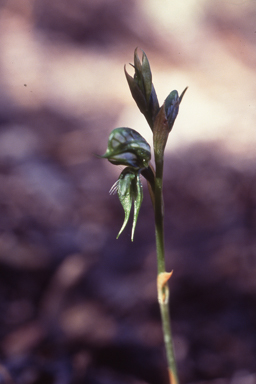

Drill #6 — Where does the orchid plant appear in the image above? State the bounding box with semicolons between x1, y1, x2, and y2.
101;48;187;384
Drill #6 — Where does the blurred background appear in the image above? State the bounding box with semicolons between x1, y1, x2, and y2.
0;1;256;383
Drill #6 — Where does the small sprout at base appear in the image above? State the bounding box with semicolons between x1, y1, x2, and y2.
157;271;173;304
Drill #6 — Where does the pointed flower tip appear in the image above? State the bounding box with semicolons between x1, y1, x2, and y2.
94;153;103;159
134;46;139;55
125;48;157;128
179;86;188;103
164;86;188;132
112;167;143;241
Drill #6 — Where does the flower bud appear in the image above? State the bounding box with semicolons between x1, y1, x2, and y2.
153;87;188;160
164;87;188;132
125;48;159;129
101;127;151;170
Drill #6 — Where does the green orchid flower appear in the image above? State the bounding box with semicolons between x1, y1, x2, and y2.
101;127;151;170
102;127;151;240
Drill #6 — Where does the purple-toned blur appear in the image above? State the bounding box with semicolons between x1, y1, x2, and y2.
0;1;255;383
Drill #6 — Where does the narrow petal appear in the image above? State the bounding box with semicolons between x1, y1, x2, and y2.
141;50;152;104
116;170;135;239
131;174;143;241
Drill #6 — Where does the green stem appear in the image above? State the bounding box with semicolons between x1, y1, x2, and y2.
154;157;179;384
154;158;165;274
